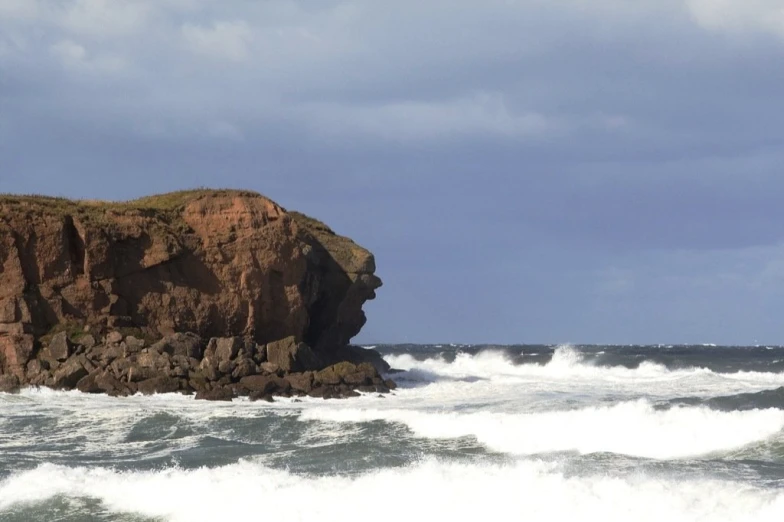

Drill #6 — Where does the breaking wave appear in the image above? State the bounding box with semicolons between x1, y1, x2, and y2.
384;345;784;398
2;460;783;522
300;400;784;459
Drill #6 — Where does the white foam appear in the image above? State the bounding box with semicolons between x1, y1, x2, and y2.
300;400;784;459
1;460;782;522
0;388;299;458
385;346;784;400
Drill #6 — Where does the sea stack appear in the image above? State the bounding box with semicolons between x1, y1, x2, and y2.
0;190;392;399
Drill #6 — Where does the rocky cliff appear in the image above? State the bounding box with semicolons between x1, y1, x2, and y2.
0;190;387;398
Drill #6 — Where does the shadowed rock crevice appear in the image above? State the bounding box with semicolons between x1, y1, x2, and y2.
64;216;85;277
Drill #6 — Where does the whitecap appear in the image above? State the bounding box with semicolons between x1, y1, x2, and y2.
300;400;784;459
1;460;783;522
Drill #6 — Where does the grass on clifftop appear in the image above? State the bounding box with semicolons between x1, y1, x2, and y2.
0;189;267;220
0;188;339;243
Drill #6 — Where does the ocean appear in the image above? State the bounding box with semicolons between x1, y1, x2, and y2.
2;343;784;521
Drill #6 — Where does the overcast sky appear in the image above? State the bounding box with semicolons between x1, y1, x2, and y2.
2;0;783;345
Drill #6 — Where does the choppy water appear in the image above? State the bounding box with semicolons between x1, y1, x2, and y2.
2;344;784;521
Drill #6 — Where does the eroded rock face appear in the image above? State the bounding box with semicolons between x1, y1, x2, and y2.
0;190;382;383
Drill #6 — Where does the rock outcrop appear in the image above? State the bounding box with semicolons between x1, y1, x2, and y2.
0;189;386;398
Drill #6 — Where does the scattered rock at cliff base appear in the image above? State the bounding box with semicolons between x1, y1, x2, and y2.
0;330;395;399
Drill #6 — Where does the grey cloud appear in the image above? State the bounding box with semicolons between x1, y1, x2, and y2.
2;0;784;343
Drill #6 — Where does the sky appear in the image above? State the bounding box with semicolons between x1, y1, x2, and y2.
1;0;784;345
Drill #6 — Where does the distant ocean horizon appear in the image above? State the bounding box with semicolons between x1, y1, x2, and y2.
3;343;784;521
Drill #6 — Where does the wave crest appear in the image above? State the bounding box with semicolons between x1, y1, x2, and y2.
300;400;784;459
384;345;784;388
2;460;783;522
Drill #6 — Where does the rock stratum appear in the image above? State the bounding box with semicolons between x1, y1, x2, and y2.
0;190;391;399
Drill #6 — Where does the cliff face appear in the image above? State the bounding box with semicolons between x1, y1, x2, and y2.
0;190;381;380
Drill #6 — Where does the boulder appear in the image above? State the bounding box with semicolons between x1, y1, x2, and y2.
52;356;89;389
259;362;281;375
266;336;320;373
338;385;361;398
152;332;204;359
79;334;97;349
136;351;171;370
249;391;274;402
25;359;48;384
137;376;180;395
217;359;236;376
188;374;210;393
343;363;378;386
199;359;220;382
48;332;73;361
92;344;124;365
0;334;34;378
195;387;233;401
231;357;257;380
0;374;20;393
239;375;290;395
308;385;340;399
97;372;126;394
207;337;242;364
315;361;358;386
110;358;132;380
127;366;159;383
253;344;268;364
106;331;123;344
76;370;126;394
124;336;146;352
76;370;102;393
329;344;391;374
285;372;314;393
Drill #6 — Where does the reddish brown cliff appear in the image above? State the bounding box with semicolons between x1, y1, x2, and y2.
0;190;382;387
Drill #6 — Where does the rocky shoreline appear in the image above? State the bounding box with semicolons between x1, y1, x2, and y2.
0;190;389;399
0;330;395;400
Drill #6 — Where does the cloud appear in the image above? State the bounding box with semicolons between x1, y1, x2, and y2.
50;39;86;62
687;0;784;40
5;1;784;344
206;121;244;141
303;92;561;142
181;20;252;62
61;0;150;37
50;39;125;74
0;0;43;20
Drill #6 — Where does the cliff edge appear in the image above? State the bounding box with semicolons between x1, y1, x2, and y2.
0;190;388;399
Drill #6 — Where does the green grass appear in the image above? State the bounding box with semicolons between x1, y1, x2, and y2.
41;321;90;345
0;188;269;225
128;189;265;211
288;211;334;235
0;188;264;212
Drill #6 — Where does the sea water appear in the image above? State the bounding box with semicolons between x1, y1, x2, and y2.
2;344;784;521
